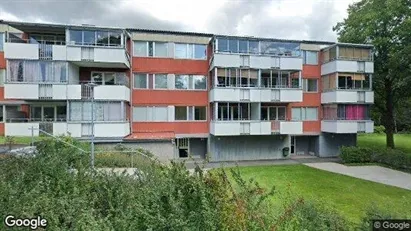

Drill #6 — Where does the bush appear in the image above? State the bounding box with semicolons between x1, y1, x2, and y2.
340;146;411;171
340;146;373;163
374;125;385;134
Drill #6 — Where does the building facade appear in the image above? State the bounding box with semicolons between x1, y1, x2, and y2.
0;20;374;161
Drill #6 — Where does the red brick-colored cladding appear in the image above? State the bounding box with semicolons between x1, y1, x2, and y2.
132;57;208;75
0;52;5;69
0;123;4;136
132;122;208;134
288;63;322;133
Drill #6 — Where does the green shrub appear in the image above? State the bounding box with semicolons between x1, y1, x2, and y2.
374;125;385;134
340;146;411;171
340;146;373;163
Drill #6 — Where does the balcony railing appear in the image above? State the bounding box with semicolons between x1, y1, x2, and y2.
7;37;66;45
5;117;67;123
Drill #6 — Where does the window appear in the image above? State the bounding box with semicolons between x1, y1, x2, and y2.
217;38;228;52
154;74;168;89
239;40;248;53
175;43;206;59
303;51;318;65
228;39;238;53
249;41;259;54
91;72;125;85
56;106;67;121
7;60;67;83
133;41;147;56
261;106;286;120
175;75;189;89
193;75;206;89
303;79;318;92
194;44;206;59
292;107;318;121
175;44;187;58
155;42;168;57
134;73;148;89
0;33;4;51
175;106;187;120
70;101;124;121
260;41;300;56
68;30;122;47
194;106;206;120
175;106;206;121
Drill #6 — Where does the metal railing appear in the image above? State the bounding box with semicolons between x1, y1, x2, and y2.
7;37;66;45
5;118;67;123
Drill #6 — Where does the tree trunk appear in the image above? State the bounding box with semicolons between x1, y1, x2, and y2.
384;79;395;148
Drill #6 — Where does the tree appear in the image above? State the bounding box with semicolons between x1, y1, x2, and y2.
333;0;411;148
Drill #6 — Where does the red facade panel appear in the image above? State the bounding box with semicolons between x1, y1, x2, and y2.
132;57;208;75
132;90;207;105
132;122;208;134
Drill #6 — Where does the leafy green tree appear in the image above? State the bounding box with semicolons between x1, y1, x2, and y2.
333;0;411;148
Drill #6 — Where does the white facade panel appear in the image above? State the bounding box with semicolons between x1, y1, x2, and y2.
279;89;303;102
211;122;240;136
94;123;130;137
4;84;39;99
249;121;271;135
212;53;241;68
52;45;67;60
321;60;374;75
280;121;303;135
94;48;129;67
210;88;240;102
4;43;39;60
53;123;68;136
249;56;271;69
52;85;68;100
94;85;130;101
5;123;39;136
365;62;374;73
321;91;374;104
67;123;82;137
321;121;374;133
280;57;303;70
249;89;261;101
66;85;82;100
66;47;82;61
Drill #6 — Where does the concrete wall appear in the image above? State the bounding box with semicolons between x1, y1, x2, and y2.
209;135;288;161
295;136;318;155
318;133;356;157
188;138;207;158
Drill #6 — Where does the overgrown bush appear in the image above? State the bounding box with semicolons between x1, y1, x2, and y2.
340;146;373;163
374;125;385;134
340;146;411;171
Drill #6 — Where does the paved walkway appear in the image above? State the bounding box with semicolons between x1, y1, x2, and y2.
304;162;411;190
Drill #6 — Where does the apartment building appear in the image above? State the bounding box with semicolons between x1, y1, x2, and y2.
0;20;374;161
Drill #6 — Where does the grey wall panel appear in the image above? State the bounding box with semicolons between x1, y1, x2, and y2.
318;133;356;157
189;138;207;158
209;135;288;161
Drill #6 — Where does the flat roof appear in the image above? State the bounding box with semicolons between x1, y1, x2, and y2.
0;19;373;47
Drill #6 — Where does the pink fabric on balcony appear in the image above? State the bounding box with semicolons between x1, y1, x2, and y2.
346;105;365;120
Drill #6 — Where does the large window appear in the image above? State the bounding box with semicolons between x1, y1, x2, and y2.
337;73;371;90
303;51;318;65
91;72;127;86
133;41;168;57
217;103;251;121
0;69;4;86
338;47;371;61
175;43;206;59
69;101;124;121
261;106;286;120
216;68;258;87
292;107;318;121
302;79;318;92
7;60;67;83
68;29;122;47
154;74;168;89
174;106;206;121
29;105;67;122
323;104;371;120
133;73;148;89
261;69;300;88
133;106;168;122
260;41;300;56
175;75;207;90
217;38;260;54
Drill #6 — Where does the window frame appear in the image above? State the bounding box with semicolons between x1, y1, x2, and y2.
291;107;318;121
153;73;168;89
302;79;318;92
133;73;149;89
174;43;207;60
303;50;318;65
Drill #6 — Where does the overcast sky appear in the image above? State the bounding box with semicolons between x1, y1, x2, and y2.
0;0;356;41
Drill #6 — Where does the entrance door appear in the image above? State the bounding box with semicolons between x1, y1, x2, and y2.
290;136;296;155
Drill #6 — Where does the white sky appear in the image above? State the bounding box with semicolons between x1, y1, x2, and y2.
0;0;357;41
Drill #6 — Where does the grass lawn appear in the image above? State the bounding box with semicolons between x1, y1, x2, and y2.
233;164;411;225
357;133;411;154
0;136;47;145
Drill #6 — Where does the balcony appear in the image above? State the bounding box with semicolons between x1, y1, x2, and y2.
66;122;130;138
321;60;373;75
211;53;302;70
209;87;302;103
321;120;374;134
5;122;68;137
210;120;303;136
322;90;374;104
66;46;130;68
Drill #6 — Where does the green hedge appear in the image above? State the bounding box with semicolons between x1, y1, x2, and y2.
340;146;411;171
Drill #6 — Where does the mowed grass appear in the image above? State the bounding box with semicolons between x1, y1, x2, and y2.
233;165;411;225
357;133;411;155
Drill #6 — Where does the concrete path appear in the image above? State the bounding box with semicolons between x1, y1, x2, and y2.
304;162;411;191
